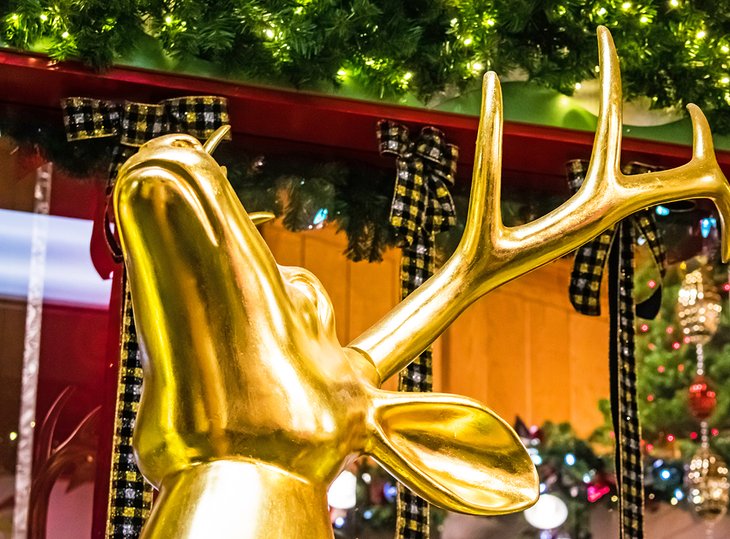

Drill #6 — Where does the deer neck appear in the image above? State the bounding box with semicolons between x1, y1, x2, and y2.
140;459;333;539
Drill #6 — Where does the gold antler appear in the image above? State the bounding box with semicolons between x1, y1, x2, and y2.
349;26;730;384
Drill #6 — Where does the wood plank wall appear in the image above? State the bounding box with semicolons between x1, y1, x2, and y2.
261;221;610;436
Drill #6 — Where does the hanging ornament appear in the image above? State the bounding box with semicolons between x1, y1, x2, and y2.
677;265;722;345
687;446;730;522
688;374;718;420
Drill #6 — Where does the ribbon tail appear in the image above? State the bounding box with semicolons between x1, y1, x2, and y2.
569;227;615;316
636;286;662;320
608;220;644;539
633;210;666;320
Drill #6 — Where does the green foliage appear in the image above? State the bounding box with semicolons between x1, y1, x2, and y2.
4;1;730;131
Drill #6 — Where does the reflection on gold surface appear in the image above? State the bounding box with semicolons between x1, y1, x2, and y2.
114;26;730;538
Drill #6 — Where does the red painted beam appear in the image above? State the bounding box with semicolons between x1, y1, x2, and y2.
1;48;728;192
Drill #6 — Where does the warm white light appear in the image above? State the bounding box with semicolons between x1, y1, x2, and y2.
640;15;650;23
597;7;607;16
463;36;473;46
574;82;582;90
9;432;17;441
61;31;70;39
670;0;679;6
403;71;413;80
621;2;632;10
524;494;568;530
697;30;706;39
328;470;357;509
264;28;275;39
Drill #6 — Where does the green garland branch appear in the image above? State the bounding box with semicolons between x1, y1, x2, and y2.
4;1;730;131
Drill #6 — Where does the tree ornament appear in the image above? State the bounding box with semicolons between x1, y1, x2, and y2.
677;265;722;345
687;447;730;522
688;374;718;420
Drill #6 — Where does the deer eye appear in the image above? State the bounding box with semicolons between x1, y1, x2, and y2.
170;137;199;149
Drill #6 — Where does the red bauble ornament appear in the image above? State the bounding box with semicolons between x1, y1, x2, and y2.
689;374;717;420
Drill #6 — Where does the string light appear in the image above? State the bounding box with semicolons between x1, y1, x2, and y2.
697;30;707;39
596;7;607;16
61;31;70;39
667;434;676;442
622;2;632;10
670;0;680;6
462;36;473;46
39;13;48;22
574;82;582;90
640;16;650;24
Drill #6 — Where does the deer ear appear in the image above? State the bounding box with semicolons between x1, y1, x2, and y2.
366;388;538;515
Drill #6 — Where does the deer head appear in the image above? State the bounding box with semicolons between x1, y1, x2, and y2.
113;26;730;539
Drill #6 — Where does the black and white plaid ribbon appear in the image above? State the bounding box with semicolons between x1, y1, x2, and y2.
62;95;230;260
377;120;457;539
567;160;667;539
62;96;230;539
609;222;644;539
568;161;666;318
105;280;153;538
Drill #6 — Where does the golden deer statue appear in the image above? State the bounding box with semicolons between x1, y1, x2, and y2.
113;27;730;538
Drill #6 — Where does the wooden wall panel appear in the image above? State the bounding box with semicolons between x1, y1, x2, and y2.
260;221;610;437
442;300;490;404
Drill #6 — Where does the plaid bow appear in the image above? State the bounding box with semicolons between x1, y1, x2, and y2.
567;160;667;539
62;96;230;260
568;161;667;318
377;120;458;539
62;95;230;539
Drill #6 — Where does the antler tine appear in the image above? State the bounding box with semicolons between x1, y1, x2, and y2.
688;104;730;262
348;71;507;383
616;103;730;262
471;72;505;244
582;26;624;195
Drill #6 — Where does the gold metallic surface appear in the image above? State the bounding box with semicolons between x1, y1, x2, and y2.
113;26;730;538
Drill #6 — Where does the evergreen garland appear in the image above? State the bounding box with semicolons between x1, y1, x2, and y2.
4;1;730;131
